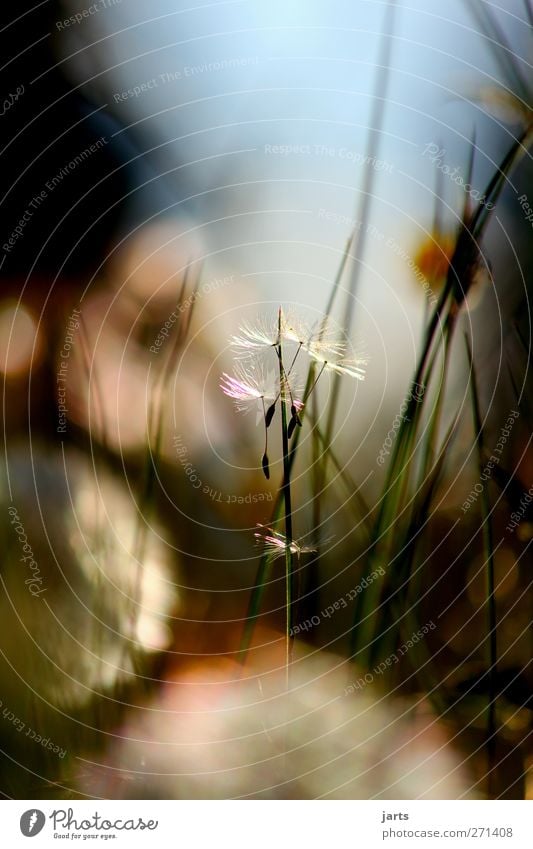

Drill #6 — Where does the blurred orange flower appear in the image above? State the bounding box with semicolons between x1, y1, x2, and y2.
414;231;456;291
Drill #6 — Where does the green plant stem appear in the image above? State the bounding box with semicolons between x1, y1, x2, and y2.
349;307;454;663
466;334;497;798
310;1;398;626
238;367;312;662
278;311;294;686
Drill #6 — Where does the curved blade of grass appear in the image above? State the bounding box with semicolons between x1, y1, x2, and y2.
367;399;459;667
395;408;463;709
312;0;398;606
473;122;533;237
313;424;371;543
351;124;532;663
320;0;399;462
349;313;454;662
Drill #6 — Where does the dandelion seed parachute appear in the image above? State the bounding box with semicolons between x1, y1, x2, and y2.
254;525;317;561
230;318;280;354
307;351;367;381
305;315;348;360
220;361;278;413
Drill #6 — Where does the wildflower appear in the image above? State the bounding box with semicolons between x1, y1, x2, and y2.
414;226;488;312
414;230;455;291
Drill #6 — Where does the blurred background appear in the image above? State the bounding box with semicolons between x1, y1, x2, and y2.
0;0;531;800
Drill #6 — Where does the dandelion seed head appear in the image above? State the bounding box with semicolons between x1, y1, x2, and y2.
304;315;348;361
307;344;367;380
220;361;278;415
280;311;312;346
324;356;367;380
254;525;317;560
231;317;279;355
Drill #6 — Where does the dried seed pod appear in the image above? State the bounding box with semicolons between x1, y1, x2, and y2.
265;402;276;427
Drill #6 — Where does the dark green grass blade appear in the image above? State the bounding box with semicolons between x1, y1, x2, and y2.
323;0;399;445
350;122;532;662
365;392;459;668
311;0;399;613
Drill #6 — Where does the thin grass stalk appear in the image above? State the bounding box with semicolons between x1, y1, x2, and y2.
305;385;321;624
396;409;462;708
385;324;453;596
277;309;295;685
323;230;356;320
419;326;453;482
350;125;531;662
385;331;450;536
239;101;531;669
383;330;454;663
313;0;396;636
379;399;459;655
238;381;309;662
314;0;398;587
473;122;533;237
349;311;453;661
354;294;463;665
321;0;399;454
350;310;458;663
466;334;497;798
350;311;457;666
311;420;371;546
420;155;446;343
357;396;459;701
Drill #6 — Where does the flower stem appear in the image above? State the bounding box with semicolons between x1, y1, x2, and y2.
278;308;294;688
